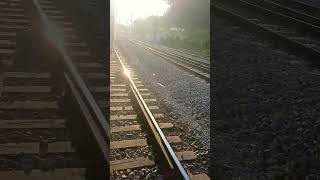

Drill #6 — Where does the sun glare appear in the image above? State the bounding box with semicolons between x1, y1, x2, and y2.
114;0;169;25
124;68;131;77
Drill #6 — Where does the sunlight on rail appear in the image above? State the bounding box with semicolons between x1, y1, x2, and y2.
44;20;65;53
123;68;131;78
33;0;65;53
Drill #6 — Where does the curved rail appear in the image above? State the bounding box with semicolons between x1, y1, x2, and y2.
114;47;190;180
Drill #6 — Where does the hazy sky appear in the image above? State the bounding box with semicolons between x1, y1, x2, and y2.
114;0;169;25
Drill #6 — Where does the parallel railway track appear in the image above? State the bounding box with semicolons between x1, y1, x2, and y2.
128;39;210;82
212;0;320;65
146;43;210;66
248;0;320;26
160;45;210;60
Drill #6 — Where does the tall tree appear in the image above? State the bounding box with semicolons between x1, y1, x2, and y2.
165;0;210;28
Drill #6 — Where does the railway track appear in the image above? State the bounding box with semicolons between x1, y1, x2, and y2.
0;0;108;179
0;0;209;179
212;0;320;65
159;45;210;60
128;39;210;82
245;0;320;27
147;44;210;65
110;47;209;179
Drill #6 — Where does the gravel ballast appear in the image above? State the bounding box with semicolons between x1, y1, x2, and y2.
212;13;320;179
117;39;210;151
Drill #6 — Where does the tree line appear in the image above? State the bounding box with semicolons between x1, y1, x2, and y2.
132;0;210;53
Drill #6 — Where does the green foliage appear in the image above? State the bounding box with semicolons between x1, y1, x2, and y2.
165;0;210;29
133;16;165;35
161;27;209;54
132;0;209;53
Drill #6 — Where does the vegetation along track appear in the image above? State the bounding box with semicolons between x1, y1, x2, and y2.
0;0;108;179
110;47;209;179
212;0;320;66
128;39;210;82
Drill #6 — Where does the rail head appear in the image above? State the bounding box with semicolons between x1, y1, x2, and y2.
113;47;190;180
25;0;110;159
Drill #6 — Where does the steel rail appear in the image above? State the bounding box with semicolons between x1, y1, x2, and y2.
30;0;109;159
163;46;210;60
271;0;320;18
128;39;210;81
138;40;210;66
131;39;210;66
176;48;209;59
214;0;320;38
172;50;209;63
236;0;320;34
113;47;190;180
212;1;320;65
245;0;320;28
